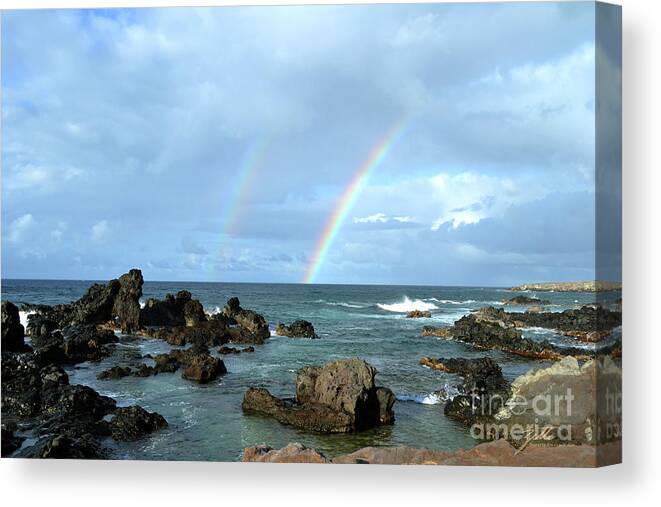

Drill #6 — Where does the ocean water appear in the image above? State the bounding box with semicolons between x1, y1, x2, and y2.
1;279;617;461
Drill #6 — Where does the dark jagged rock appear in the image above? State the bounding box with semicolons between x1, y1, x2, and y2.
406;310;432;318
110;405;167;441
451;314;564;360
145;319;230;346
30;324;119;365
15;433;108;459
275;320;318;339
140;290;207;327
97;366;132;380
1;301;28;352
222;297;270;343
473;305;621;334
112;269;143;333
502;295;551;306
242;346;255;353
1;352;69;418
40;384;116;421
144;344;228;383
242;358;395;433
181;353;227;383
219;345;241;354
420;357;511;428
24;269;144;334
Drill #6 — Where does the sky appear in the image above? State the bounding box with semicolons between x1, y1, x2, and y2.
1;2;622;285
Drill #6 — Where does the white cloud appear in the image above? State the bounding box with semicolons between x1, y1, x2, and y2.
8;213;35;243
91;220;109;241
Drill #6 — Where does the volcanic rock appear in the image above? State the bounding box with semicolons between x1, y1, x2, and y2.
110;405;168;441
275;320;318;338
242;358;395;433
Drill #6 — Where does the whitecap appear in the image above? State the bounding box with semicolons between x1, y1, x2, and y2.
19;310;35;329
377;296;439;313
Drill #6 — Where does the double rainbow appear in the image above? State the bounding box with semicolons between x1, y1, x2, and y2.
219;134;275;241
302;116;409;284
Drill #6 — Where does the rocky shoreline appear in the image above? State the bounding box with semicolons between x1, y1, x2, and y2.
243;439;622;467
509;281;622;292
1;270;622;464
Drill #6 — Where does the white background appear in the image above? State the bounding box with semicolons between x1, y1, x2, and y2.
0;0;658;505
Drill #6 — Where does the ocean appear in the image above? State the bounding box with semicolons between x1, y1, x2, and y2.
1;279;617;461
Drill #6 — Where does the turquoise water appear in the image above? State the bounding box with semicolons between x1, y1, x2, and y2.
1;279;615;461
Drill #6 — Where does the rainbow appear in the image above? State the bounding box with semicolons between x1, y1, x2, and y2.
220;134;275;240
302;116;409;284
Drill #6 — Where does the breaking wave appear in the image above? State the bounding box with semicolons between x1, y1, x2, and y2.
377;296;438;313
18;310;35;329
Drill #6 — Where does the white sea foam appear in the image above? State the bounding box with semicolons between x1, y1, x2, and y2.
18;310;35;329
397;392;445;405
397;384;460;405
139;299;146;309
377;296;438;313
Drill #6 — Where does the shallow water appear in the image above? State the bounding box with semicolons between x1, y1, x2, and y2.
1;279;618;461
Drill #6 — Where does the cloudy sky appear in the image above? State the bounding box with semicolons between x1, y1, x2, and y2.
1;3;621;285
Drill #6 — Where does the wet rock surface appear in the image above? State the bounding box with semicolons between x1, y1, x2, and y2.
421;357;511;427
222;297;270;343
242;358;395;433
110;405;168;441
406;310;432;318
502;295;551;306
275;320;318;338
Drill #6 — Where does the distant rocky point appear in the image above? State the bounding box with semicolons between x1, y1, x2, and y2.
509;281;622;292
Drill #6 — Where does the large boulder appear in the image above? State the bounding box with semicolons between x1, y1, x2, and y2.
140;290;207;327
110;405;167;441
494;356;622;446
275;320;318;339
181;353;227;384
243;443;328;463
1;301;27;352
242;358;395;433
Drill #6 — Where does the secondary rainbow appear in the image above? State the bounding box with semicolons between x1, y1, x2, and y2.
302;116;409;284
220;134;275;240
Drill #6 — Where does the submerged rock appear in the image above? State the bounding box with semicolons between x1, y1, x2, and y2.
110;405;167;441
242;358;395;433
502;295;551;306
275;320;318;338
97;366;133;380
406;310;432;318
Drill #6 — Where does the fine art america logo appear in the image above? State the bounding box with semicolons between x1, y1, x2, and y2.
467;387;622;444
